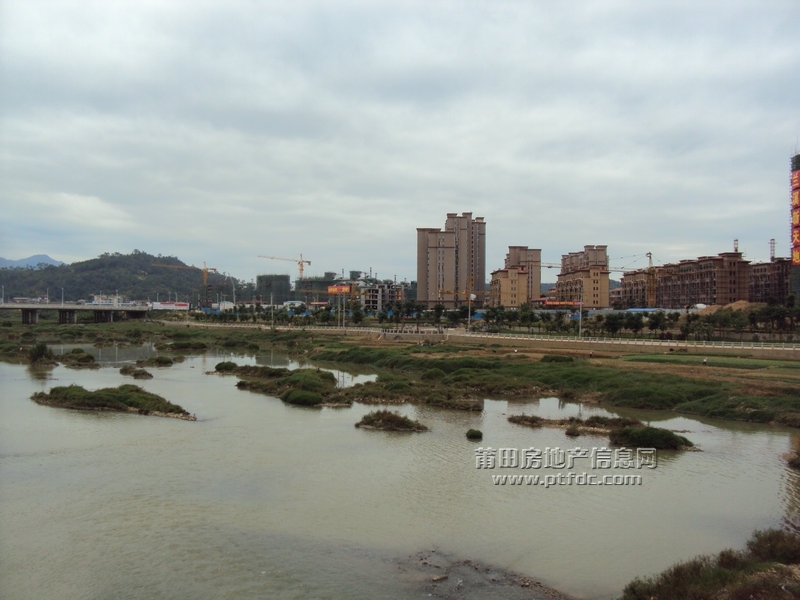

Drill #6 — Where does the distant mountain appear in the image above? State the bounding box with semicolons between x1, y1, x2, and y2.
0;254;64;269
0;250;238;304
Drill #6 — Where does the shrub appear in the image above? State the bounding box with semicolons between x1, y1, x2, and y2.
466;429;483;440
565;425;581;437
31;384;189;416
508;414;544;428
788;452;800;470
583;415;642;429
281;389;323;406
541;354;574;363
609;426;693;449
215;361;238;372
28;342;53;363
746;528;800;564
620;529;800;600
356;410;428;432
421;367;446;381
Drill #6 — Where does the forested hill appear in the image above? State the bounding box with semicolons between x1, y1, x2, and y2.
0;250;239;304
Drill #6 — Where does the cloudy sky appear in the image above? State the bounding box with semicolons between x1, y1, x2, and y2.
1;1;799;284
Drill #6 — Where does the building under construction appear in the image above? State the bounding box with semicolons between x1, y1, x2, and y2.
616;243;791;309
255;274;292;305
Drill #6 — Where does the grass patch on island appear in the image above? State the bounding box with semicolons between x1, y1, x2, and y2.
355;410;428;432
31;384;193;419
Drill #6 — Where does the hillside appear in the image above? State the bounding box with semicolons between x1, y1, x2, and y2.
0;250;246;305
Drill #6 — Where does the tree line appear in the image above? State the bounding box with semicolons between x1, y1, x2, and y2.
191;298;800;342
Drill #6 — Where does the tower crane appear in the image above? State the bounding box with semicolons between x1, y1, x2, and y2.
533;261;562;270
645;252;657;309
258;254;311;280
151;261;218;306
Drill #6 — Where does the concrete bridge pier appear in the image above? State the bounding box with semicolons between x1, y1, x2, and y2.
94;310;114;323
21;309;39;325
58;309;77;324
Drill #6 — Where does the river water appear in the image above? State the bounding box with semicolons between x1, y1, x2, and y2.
1;347;799;599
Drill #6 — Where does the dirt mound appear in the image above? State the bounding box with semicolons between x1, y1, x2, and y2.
699;300;759;315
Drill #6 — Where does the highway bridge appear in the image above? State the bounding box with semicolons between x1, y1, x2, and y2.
0;301;150;324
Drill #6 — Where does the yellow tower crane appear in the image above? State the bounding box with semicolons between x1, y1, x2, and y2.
151;261;218;306
258;254;311;280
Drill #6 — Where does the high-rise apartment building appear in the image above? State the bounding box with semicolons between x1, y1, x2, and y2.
488;246;543;307
416;212;486;309
552;245;610;309
505;246;542;303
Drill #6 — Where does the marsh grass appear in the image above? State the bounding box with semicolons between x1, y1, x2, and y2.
31;384;191;417
624;354;800;370
620;529;800;600
58;348;98;368
608;426;693;449
314;343;800;424
355;410;428;432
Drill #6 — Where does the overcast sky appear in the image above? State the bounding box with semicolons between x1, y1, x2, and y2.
2;1;799;284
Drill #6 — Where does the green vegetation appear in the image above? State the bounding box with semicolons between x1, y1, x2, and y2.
58;348;98;368
466;428;483;440
314;343;800;425
119;365;153;379
619;528;800;600
355;410;428;432
508;414;544;428
214;360;238;372
229;364;352;407
0;250;234;305
541;354;574;363
31;384;193;419
609;426;693;449
508;413;692;448
3;322;799;428
28;342;54;364
624;354;800;371
137;355;177;367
